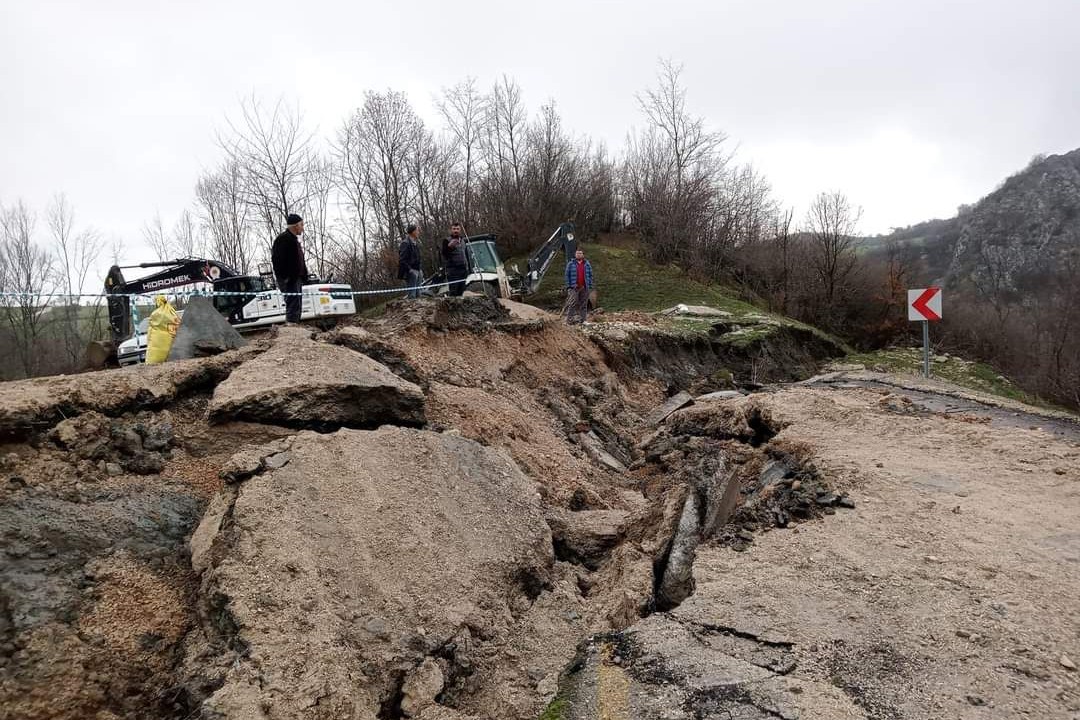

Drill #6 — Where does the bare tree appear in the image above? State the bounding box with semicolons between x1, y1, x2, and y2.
804;190;862;310
220;95;314;255
196;160;255;272
300;155;336;279
334;117;375;285
345;91;422;248
624;59;744;270
636;59;727;196
481;75;527;205
47;193;103;368
0;200;54;377
437;77;484;223
172;209;199;257
142;212;170;261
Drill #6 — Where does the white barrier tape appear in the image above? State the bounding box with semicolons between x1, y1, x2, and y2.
0;278;461;301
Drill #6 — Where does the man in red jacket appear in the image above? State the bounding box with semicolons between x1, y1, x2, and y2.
564;249;593;325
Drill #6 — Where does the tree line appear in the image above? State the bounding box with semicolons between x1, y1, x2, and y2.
14;60;1061;411
0;60;881;381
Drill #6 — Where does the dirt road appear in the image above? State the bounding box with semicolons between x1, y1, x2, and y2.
573;382;1080;718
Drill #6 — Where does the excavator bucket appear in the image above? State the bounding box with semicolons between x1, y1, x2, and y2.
167;296;247;361
85;340;117;370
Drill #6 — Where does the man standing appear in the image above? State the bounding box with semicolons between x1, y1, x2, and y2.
271;213;308;323
441;222;469;297
564;248;593;324
398;223;423;299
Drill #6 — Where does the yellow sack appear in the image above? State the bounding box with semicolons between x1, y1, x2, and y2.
145;296;180;364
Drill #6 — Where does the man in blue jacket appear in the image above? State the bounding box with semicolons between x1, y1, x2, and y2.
564;248;593;325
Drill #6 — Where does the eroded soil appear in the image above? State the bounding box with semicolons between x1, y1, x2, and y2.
2;297;1076;720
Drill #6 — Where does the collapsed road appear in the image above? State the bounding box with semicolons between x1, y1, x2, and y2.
0;297;1077;720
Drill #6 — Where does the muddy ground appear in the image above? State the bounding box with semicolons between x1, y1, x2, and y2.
1;297;1078;720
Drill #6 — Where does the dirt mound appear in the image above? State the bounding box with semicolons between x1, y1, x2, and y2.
49;410;176;475
182;427;562;719
373;296;515;334
0;433;203;720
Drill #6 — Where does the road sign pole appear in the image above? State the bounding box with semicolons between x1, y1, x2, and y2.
922;320;930;379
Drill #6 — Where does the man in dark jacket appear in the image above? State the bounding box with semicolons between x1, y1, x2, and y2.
271;213;308;323
564;248;593;324
398;223;423;299
441;222;469;297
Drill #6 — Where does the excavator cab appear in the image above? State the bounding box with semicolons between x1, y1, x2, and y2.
420;223;579;299
464;238;501;274
211;275;267;322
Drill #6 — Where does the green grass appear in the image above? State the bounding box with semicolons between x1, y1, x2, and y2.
537;696;568;720
844;347;1069;411
513;241;850;352
524;244;761;315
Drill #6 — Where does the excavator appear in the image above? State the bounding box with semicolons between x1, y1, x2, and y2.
422;222;578;298
97;258;356;366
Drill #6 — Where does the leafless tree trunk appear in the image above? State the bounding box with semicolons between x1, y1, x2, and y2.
301;156;336;279
333;117;374;285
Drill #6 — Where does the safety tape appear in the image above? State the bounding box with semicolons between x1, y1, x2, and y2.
0;277;463;301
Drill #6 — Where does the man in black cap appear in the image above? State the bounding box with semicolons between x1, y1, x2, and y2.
441;222;469;297
398;223;423;299
272;213;307;323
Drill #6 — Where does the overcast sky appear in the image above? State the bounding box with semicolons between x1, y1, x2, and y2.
3;0;1078;270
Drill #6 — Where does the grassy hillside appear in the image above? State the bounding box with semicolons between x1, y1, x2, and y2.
521;241;849;351
526;243;761;315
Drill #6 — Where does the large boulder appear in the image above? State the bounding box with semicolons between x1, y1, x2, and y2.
186;427;554;719
208;327;426;430
167;296;247;361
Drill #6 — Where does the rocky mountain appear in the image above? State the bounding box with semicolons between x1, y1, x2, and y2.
949;148;1080;288
864;148;1080;287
